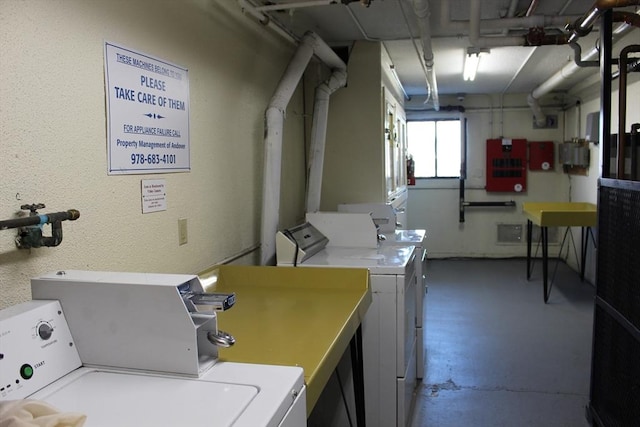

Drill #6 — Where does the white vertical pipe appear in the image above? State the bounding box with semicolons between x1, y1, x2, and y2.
261;37;315;266
261;31;347;265
306;70;348;213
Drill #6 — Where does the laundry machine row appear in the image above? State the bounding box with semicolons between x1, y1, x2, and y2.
277;212;420;427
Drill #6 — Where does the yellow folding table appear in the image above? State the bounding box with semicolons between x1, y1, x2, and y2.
522;202;597;303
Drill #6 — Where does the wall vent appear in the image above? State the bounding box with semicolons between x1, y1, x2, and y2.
497;223;523;244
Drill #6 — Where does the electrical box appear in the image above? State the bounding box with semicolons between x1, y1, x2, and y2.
560;141;590;167
529;141;554;171
486;138;527;192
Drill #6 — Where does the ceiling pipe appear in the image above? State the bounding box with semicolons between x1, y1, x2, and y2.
529;6;640;127
441;0;582;46
259;31;347;265
469;3;524;47
526;0;540;17
409;0;439;110
255;0;341;12
502;0;520;36
237;0;300;44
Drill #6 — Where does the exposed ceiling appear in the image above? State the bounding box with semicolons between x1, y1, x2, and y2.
242;0;639;104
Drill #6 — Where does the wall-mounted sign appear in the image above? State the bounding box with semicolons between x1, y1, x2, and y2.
105;42;190;174
141;179;167;213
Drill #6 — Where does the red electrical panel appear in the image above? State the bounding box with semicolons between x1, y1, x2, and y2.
528;141;554;171
486;138;527;192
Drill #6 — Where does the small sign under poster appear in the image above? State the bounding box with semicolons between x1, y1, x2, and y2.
141;179;167;213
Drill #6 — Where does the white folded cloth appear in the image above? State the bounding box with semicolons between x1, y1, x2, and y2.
0;400;86;427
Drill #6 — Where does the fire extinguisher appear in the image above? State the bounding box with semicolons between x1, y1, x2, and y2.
407;155;415;185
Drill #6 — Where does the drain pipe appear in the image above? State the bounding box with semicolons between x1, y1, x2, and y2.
261;31;347;265
410;0;439;110
306;69;348;213
528;6;640;127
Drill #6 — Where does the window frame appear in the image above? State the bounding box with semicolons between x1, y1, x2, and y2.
407;117;464;179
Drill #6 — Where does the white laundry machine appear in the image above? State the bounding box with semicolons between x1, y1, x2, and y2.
0;271;306;427
276;215;418;427
338;204;428;380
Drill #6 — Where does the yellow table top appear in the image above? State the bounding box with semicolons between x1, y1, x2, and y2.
198;265;371;416
522;202;597;227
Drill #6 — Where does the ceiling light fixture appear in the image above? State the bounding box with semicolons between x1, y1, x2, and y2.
463;48;489;81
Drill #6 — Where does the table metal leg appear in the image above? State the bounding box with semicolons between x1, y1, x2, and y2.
526;220;533;280
580;227;587;281
350;325;366;427
542;226;549;303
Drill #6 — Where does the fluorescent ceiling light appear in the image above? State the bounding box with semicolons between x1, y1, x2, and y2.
463;53;481;81
463;49;489;81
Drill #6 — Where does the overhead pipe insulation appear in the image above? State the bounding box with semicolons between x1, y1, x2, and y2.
260;31;347;265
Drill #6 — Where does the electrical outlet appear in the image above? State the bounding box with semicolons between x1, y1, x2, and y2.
178;218;188;245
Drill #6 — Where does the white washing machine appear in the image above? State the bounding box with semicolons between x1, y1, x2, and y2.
379;229;427;380
0;272;306;427
277;216;417;427
338;204;427;380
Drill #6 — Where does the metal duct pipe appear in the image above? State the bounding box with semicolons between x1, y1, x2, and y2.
261;31;347;265
306;69;348;213
529;9;639;127
569;0;640;43
410;0;439;110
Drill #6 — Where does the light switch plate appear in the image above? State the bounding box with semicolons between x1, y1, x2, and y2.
178;218;188;245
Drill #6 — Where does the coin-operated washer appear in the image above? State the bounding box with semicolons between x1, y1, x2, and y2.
337;203;428;379
277;214;417;427
0;270;305;427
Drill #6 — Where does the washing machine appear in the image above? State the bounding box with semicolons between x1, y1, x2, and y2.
0;271;306;427
276;215;417;427
338;204;428;379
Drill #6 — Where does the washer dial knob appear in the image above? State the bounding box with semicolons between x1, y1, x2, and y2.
37;322;53;340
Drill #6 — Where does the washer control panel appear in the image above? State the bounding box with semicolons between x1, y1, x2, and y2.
0;300;81;400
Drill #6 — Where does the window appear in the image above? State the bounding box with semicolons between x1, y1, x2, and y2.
407;119;462;178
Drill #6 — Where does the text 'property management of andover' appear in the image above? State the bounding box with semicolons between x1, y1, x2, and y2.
105;42;190;175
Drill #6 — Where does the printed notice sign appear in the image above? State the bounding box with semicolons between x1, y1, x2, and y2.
105;42;190;174
141;179;167;213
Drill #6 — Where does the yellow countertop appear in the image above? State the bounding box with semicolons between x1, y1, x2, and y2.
198;265;371;416
522;202;597;227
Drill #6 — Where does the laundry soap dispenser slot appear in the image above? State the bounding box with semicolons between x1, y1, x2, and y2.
276;222;328;265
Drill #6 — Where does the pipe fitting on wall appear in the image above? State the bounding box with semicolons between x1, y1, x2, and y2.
0;204;80;249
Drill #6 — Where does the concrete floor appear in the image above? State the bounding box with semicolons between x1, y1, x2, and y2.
411;258;595;427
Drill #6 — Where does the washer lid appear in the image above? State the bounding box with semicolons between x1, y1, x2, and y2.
37;371;258;427
382;229;426;246
302;245;414;274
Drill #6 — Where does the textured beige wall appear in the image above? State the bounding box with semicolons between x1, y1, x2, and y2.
0;0;306;308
